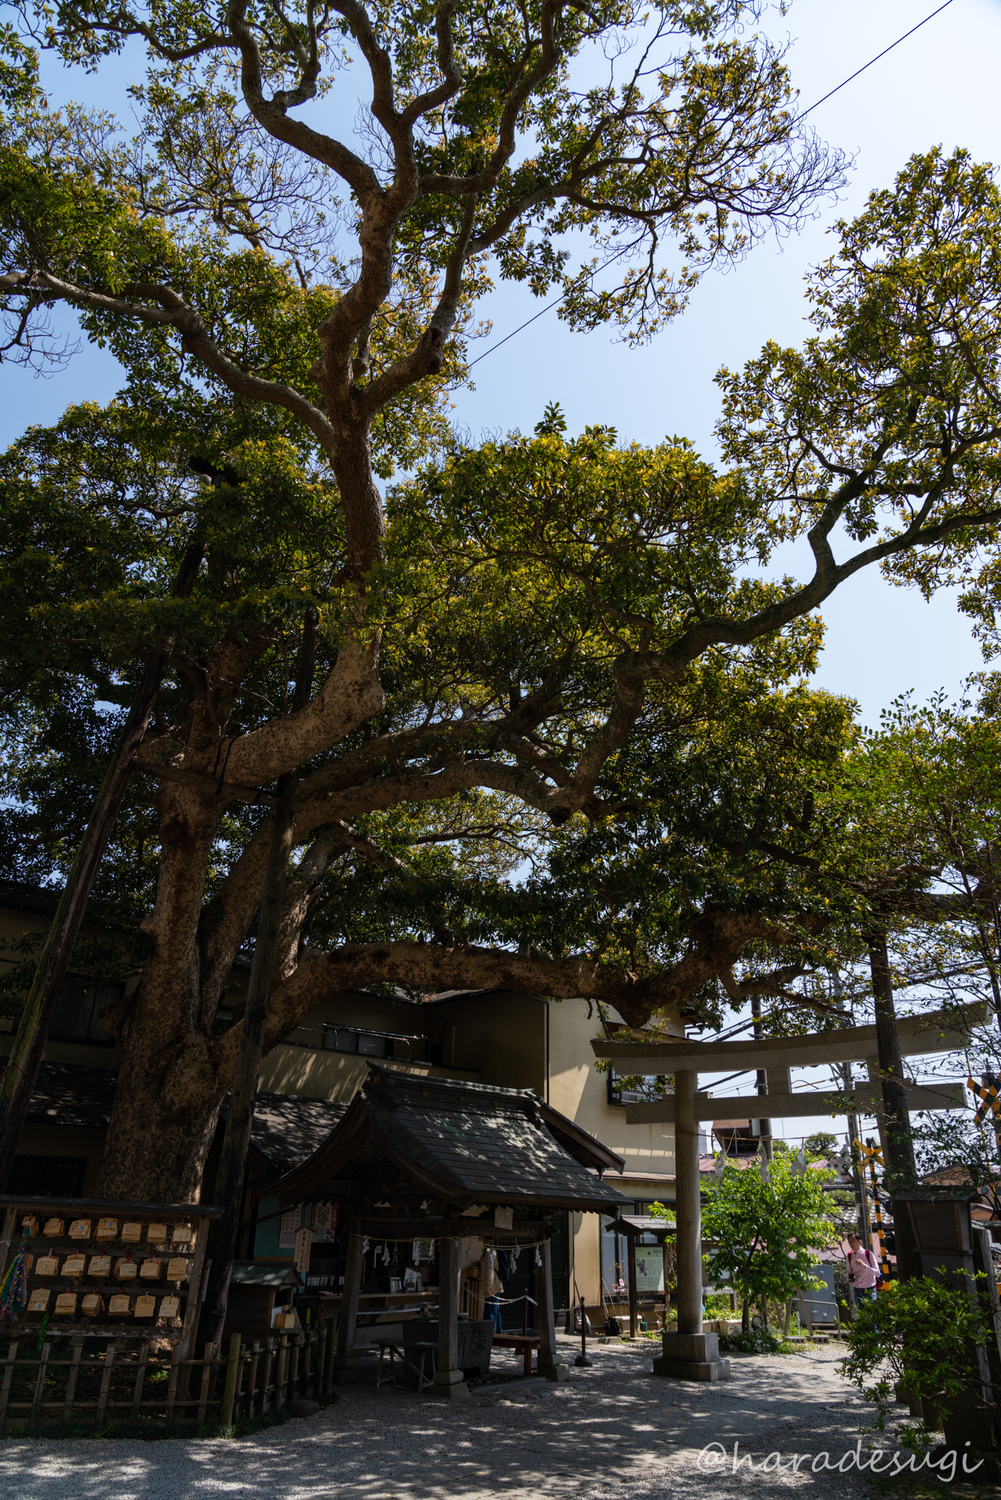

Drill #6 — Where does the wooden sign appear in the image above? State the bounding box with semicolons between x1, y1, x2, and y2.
62;1254;86;1278
171;1223;194;1245
27;1288;50;1313
95;1218;118;1241
115;1258;138;1281
139;1258;163;1281
108;1294;131;1316
81;1293;105;1318
121;1222;143;1244
35;1255;58;1277
134;1294;157;1318
42;1218;65;1238
68;1219;92;1240
146;1222;168;1244
160;1295;180;1319
54;1291;78;1316
88;1255;112;1278
20;1215;38;1238
293;1225;312;1277
166;1257;189;1282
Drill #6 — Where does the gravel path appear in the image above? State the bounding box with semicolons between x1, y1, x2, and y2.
0;1336;884;1500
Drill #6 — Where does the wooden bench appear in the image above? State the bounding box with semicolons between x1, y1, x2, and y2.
491;1332;540;1377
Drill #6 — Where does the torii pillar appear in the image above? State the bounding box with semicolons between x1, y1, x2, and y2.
652;1071;730;1382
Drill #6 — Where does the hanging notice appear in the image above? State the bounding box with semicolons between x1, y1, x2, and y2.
278;1205;302;1249
634;1252;665;1293
312;1202;338;1243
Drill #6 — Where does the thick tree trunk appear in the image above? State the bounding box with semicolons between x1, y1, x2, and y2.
0;536;204;1192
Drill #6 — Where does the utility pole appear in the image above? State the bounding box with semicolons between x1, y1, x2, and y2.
200;610;319;1351
868;927;917;1280
751;994;772;1160
0;533;204;1189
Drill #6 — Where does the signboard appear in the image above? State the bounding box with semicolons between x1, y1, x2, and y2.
634;1251;665;1294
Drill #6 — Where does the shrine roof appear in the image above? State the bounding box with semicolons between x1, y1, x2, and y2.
271;1066;628;1215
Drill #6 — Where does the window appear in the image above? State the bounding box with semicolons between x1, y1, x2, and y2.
606;1068;669;1107
8;1155;86;1197
48;980;121;1045
323;1026;393;1058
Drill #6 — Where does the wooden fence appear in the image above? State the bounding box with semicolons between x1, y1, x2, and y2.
0;1323;335;1431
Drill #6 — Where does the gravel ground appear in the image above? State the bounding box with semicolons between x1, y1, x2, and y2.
0;1335;888;1500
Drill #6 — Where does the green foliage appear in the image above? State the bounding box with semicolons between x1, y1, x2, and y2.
842;1275;991;1446
717;1326;784;1354
679;1154;836;1316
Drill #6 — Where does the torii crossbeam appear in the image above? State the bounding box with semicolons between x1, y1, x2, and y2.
590;1002;983;1383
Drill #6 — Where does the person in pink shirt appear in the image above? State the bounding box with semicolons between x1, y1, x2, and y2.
847;1233;879;1304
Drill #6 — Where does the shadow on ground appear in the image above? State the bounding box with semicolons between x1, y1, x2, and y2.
0;1337;878;1499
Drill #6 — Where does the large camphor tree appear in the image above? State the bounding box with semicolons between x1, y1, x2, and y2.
3;0;1001;1197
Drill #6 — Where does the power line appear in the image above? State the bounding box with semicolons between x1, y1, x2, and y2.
800;0;954;119
465;1;956;368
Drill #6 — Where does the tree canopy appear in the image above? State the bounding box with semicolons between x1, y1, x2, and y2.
5;0;1001;1201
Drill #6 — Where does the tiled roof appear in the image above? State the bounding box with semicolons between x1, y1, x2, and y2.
26;1061;117;1127
249;1092;349;1175
358;1067;628;1211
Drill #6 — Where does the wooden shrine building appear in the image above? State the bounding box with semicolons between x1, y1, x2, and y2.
265;1066;629;1398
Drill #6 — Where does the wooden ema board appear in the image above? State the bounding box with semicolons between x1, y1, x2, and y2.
0;1195;221;1351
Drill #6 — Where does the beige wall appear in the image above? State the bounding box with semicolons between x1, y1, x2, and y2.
430;992;547;1094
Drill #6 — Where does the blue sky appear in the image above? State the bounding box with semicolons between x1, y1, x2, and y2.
5;0;997;1146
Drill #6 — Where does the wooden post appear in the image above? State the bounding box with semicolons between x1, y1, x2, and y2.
30;1341;52;1427
661;1238;671;1328
196;1341;217;1422
535;1236;568;1382
627;1234;638;1339
63;1337;84;1420
220;1332;241;1426
165;1342;183;1423
95;1341;117;1427
674;1069;703;1337
131;1341;149;1419
261;1338;275;1411
322;1318;336;1396
0;1207;16;1283
275;1333;289;1410
288;1330;301;1400
432;1235;468;1399
247;1341;262;1417
0;1339;18;1431
333;1229;364;1379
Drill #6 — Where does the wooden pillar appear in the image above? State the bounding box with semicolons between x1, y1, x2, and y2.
332;1228;363;1381
675;1069;703;1336
432;1236;468;1399
627;1234;638;1339
535;1236;568;1381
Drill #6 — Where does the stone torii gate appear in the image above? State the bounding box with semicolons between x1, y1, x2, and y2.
592;1003;981;1381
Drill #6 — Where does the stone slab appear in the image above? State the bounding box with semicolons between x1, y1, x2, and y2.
652;1355;731;1381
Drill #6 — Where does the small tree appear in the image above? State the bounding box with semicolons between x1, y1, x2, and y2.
684;1154;836;1330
